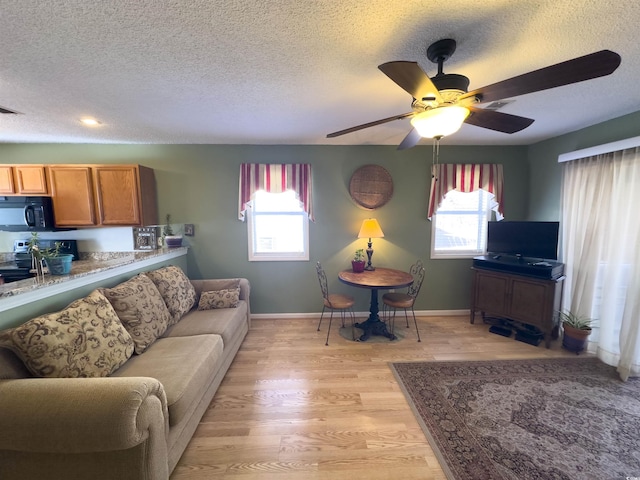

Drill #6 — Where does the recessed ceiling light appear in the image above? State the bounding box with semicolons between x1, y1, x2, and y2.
80;117;101;126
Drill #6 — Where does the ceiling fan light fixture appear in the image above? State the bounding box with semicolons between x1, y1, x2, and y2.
411;106;470;138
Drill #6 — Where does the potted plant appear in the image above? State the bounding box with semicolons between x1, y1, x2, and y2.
352;249;366;273
163;214;183;248
558;310;593;354
27;233;74;276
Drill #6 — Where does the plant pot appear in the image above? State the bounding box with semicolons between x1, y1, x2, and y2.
164;235;183;248
352;260;365;273
562;322;592;354
44;254;74;275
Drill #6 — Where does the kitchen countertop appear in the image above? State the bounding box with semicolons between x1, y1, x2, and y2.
0;247;188;309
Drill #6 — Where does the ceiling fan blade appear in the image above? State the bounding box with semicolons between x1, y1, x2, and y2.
465;107;534;134
379;61;443;103
326;112;414;138
460;50;621;105
397;128;421;150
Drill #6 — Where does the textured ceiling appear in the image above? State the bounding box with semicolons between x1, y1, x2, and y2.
1;0;639;146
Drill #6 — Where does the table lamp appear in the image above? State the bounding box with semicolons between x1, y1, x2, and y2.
358;218;384;271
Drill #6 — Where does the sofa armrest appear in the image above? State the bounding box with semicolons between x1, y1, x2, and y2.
0;376;168;453
238;277;250;302
238;278;251;327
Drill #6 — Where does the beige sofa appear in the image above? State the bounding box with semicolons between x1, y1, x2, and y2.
0;265;250;480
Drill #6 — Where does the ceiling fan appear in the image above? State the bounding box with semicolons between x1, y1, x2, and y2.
327;39;621;149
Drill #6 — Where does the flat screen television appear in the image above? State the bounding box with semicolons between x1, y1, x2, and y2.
487;221;560;260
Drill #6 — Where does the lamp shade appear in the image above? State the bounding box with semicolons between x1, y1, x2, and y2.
358;218;384;239
410;106;470;139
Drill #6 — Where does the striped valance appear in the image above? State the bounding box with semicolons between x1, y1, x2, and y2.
238;163;314;221
428;163;504;220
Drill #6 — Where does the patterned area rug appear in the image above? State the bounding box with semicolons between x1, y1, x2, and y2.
391;357;640;480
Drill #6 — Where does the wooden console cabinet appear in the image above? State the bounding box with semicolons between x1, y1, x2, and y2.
470;267;565;348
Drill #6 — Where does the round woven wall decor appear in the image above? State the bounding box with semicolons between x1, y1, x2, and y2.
349;164;393;209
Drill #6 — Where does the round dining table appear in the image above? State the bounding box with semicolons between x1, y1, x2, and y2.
338;267;413;341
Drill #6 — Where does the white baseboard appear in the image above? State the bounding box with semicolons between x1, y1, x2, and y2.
251;309;470;320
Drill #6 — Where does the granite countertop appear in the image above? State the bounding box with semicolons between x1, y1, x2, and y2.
0;247;188;300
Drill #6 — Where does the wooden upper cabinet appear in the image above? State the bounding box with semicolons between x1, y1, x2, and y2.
15;166;48;194
93;165;157;226
48;166;97;226
0;166;15;194
0;165;48;195
47;164;158;228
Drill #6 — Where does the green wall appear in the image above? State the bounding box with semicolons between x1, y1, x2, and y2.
526;110;640;220
3;109;638;316
0;143;529;314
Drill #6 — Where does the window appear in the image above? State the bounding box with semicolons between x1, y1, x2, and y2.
431;189;496;259
247;190;309;261
238;163;313;262
560;146;640;378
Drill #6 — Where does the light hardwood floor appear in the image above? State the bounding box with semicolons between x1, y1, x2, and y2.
170;314;575;479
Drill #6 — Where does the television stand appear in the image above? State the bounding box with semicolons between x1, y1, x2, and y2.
470;266;565;348
473;255;564;279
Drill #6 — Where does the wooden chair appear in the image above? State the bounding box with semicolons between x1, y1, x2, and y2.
316;262;356;345
382;259;424;342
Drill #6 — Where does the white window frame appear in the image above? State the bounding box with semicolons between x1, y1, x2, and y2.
247;190;309;262
430;189;496;259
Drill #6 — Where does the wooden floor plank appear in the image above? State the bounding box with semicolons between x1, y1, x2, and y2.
171;315;573;479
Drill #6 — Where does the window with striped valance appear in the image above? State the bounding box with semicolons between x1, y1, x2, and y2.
238;163;314;221
428;163;504;220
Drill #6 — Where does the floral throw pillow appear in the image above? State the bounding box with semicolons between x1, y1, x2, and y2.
102;274;171;354
144;265;197;325
197;288;240;310
0;290;134;378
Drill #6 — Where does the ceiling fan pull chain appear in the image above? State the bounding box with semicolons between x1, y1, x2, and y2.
432;139;436;166
432;137;442;166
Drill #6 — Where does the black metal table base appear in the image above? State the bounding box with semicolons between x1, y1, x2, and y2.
354;319;396;342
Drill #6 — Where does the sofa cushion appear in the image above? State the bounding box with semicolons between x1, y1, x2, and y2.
0;290;134;378
145;266;197;325
102;274;171;354
112;335;223;427
192;278;241;299
163;301;248;347
197;287;240;310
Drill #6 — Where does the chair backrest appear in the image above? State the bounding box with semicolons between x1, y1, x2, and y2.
316;261;330;302
407;259;425;299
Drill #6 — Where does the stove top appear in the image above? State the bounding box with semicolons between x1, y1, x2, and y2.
0;239;78;284
13;239;78;258
0;264;34;283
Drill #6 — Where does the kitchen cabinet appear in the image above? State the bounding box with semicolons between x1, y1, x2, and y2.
0;166;13;194
48;166;96;226
47;164;157;227
0;165;48;195
470;267;565;348
93;165;157;226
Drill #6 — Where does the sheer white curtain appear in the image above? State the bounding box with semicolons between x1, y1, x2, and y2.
561;147;640;380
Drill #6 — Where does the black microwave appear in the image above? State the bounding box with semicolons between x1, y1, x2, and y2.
0;196;58;232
